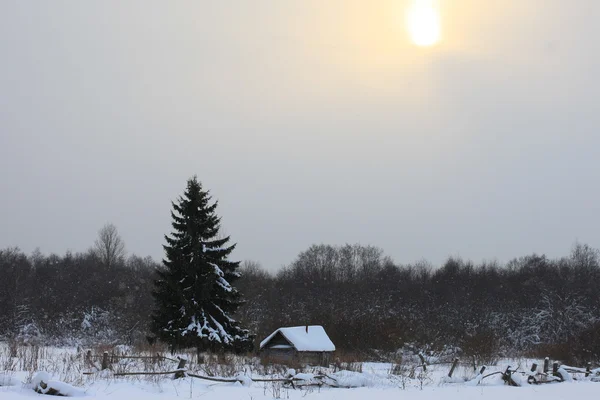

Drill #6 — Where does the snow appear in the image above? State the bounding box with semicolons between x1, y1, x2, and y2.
30;372;51;388
1;343;598;400
332;370;379;387
30;372;85;397
509;371;527;386
557;367;574;382
234;373;252;386
0;375;21;387
1;352;600;400
1;376;599;400
260;325;336;352
35;380;85;397
292;373;315;381
182;311;234;344
212;263;233;292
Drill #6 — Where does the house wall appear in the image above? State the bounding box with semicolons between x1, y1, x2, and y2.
260;348;332;367
297;351;331;367
261;348;296;364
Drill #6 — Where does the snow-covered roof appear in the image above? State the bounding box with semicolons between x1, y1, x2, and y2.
260;325;335;352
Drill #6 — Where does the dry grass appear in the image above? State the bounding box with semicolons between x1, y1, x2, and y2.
331;351;364;373
0;341;438;390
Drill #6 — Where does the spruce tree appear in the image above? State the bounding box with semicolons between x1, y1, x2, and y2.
151;176;253;353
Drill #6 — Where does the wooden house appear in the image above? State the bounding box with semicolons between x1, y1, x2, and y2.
259;325;335;366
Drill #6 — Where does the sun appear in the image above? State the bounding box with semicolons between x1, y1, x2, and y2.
406;0;441;47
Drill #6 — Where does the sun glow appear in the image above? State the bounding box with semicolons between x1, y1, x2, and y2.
406;0;441;47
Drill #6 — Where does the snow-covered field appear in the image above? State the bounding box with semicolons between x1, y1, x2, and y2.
0;346;598;400
2;374;599;400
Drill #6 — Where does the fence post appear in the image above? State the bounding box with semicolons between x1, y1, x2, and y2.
101;352;109;370
543;357;549;373
418;352;427;372
502;366;518;386
528;363;538;384
530;363;537;373
448;358;459;378
552;362;559;377
174;357;187;379
586;362;591;378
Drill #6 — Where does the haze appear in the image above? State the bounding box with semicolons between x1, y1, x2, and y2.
1;1;599;271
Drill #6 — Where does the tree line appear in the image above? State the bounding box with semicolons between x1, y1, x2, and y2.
237;242;600;363
2;241;599;362
0;233;157;345
1;177;600;364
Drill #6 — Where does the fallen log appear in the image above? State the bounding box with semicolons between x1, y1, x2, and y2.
252;374;328;383
186;373;240;383
480;371;503;381
114;370;187;377
83;369;187;376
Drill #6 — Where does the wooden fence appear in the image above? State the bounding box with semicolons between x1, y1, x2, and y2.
82;351;600;388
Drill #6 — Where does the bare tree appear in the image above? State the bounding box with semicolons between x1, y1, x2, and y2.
239;260;271;280
94;223;126;268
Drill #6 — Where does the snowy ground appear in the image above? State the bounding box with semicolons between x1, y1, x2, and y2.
0;346;598;399
2;375;599;400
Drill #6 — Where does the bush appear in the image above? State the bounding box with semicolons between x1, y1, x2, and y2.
531;322;600;365
460;330;500;366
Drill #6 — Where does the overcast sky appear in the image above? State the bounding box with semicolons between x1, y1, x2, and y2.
1;1;599;271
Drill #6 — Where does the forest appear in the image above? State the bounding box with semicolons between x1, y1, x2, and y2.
1;231;599;364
